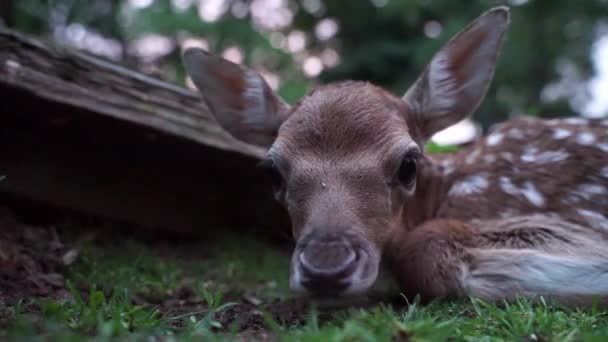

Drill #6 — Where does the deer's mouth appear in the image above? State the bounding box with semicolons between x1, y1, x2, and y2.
289;232;380;297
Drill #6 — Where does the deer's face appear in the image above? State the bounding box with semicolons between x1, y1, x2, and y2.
267;84;419;295
183;7;509;297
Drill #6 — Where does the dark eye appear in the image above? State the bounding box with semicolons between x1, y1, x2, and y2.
257;159;283;190
398;153;418;187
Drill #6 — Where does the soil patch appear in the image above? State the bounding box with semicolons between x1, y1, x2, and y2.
0;206;73;304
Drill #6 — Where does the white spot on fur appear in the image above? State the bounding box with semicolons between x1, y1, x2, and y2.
439;159;456;176
571;183;608;201
520;146;539;162
499;177;545;207
465;149;482;165
483;154;496;163
521;148;568;164
500;152;514;162
562;195;578;205
449;174;489;196
564;117;587;125
443;165;456;176
601;166;608;179
499;177;519;196
576;209;608;230
534;150;569;163
552;128;571;140
576;132;596;145
597;142;608;153
486;133;504;146
521;182;545;207
507;128;525;140
440;159;452;167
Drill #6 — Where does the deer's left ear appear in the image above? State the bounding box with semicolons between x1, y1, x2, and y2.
182;48;291;148
403;6;510;141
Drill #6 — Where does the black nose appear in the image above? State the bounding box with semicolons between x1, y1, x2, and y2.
298;235;358;295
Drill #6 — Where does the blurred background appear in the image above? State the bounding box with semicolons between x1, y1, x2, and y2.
3;0;607;137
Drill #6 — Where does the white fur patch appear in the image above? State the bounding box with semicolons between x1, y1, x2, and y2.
499;177;545;207
465;250;608;303
552;128;571;140
465;149;482;165
443;164;456;176
521;148;537;162
521;148;568;164
499;177;519;196
439;159;456;176
449;174;489;196
500;152;514;162
507;128;525;140
576;132;596;145
440;159;453;167
571;183;608;201
597;142;608;153
486;133;504;146
520;146;539;162
564;118;587;125
576;209;608;230
534;150;569;163
601;166;608;179
521;182;545;207
483;154;496;163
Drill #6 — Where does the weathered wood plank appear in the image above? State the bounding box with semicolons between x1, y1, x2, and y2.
0;28;287;234
0;28;265;159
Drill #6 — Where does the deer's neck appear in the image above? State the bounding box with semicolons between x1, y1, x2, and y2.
401;154;454;231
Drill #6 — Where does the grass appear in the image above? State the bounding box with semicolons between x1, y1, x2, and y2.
2;230;608;341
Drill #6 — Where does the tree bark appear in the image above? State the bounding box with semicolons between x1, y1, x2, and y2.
0;28;288;235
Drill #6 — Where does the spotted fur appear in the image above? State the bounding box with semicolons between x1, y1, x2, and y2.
184;6;608;305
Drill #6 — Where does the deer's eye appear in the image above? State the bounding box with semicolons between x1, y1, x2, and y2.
397;153;418;188
257;159;284;190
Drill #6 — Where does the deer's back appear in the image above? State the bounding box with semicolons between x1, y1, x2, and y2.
434;117;608;230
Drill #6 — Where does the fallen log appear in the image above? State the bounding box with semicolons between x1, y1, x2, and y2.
0;28;288;234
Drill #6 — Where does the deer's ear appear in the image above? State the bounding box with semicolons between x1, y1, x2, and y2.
182;48;291;148
403;7;510;141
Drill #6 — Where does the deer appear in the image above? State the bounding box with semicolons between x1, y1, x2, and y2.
182;6;608;306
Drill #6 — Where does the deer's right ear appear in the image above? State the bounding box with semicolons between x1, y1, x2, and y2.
182;48;291;148
403;7;510;142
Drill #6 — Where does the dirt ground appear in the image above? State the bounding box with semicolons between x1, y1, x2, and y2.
0;206;73;304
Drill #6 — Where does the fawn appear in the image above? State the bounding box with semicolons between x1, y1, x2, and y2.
183;6;608;305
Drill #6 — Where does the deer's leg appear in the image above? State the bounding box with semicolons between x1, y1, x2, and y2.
388;215;608;305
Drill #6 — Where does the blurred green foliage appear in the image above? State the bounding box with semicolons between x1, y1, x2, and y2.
3;0;607;126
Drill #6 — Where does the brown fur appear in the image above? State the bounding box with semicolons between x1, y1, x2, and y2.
183;7;608;304
388;117;608;304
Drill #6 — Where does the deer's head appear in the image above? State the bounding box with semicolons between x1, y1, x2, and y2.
183;7;509;297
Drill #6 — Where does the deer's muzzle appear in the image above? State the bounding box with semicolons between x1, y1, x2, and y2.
290;232;379;297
